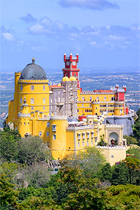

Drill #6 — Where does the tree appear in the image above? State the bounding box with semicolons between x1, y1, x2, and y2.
0;174;19;209
17;136;52;165
123;135;138;145
132;108;140;144
97;134;107;146
123;156;140;184
0;129;21;162
76;147;106;178
111;162;129;185
126;146;140;160
98;163;112;182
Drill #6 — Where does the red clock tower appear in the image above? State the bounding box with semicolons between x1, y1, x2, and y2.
62;53;80;88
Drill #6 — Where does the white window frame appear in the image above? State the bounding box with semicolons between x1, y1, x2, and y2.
43;98;45;104
78;142;80;147
90;97;92;101
31;98;34;104
39;131;42;137
82;133;85;140
82;141;84;147
82;97;85;101
104;97;106;100
120;109;122;113
77;133;81;140
97;97;99;100
52;125;56;132
91;132;94;138
53;134;56;140
31;85;34;91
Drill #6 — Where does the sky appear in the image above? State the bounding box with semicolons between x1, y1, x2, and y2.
0;0;140;72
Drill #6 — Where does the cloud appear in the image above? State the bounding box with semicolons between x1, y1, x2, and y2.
2;32;15;41
20;13;37;22
59;0;120;10
1;26;15;42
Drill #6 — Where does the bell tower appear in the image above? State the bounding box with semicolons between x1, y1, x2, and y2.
62;53;80;88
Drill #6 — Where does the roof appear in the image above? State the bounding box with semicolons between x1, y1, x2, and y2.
49;85;63;88
94;90;114;93
19;58;47;80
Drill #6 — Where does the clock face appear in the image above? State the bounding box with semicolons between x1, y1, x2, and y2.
66;61;69;66
73;61;76;66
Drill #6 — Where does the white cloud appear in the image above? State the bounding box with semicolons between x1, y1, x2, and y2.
90;41;96;46
2;32;15;41
59;0;120;10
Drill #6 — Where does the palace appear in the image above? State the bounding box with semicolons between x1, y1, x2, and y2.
6;53;133;165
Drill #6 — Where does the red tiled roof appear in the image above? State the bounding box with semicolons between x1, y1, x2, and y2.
94;90;114;93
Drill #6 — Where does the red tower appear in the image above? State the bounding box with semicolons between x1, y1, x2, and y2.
62;53;80;88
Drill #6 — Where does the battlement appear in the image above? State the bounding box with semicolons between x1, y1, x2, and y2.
18;79;49;84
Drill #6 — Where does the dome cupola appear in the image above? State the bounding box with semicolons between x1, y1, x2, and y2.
19;58;47;80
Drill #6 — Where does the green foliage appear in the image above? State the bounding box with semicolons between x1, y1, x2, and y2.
127;146;140;160
76;147;106;178
97;134;107;146
17;136;52;165
132;108;140;144
111;162;129;185
0;129;21;162
123;135;138;145
98;163;112;182
0;174;19;209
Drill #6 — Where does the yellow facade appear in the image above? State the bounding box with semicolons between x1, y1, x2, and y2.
6;58;127;165
77;90;125;116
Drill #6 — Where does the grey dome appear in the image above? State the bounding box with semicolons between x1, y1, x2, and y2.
20;59;47;80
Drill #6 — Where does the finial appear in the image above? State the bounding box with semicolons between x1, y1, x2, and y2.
32;57;35;63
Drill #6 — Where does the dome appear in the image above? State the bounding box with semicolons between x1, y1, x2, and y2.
19;58;47;80
93;118;98;123
62;77;70;82
70;76;76;81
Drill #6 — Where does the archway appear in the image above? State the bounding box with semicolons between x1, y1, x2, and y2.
109;132;119;145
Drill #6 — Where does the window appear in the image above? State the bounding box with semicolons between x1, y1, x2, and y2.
31;98;34;104
120;109;122;113
20;98;22;104
47;132;49;137
20;106;22;110
111;155;114;158
87;133;89;139
82;133;85;140
24;122;26;125
74;73;76;76
97;97;99;100
52;125;56;132
20;85;23;91
43;106;45;110
77;109;79;112
82;104;84;106
95;137;97;142
66;73;68;77
31;85;34;91
91;132;94;138
78;142;80;148
82;97;85;101
82;141;84;147
39;131;42;137
87;141;89;146
47;122;50;127
53;134;56;140
43;98;45;104
91;140;93;145
77;134;81;140
90;97;92;101
104;97;106;100
31;106;34;110
43;85;45;91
